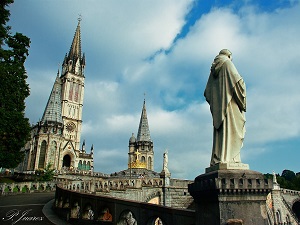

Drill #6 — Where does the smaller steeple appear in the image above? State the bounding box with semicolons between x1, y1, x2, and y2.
137;99;151;142
41;71;63;124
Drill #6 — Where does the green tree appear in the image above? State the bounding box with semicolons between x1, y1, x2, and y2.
281;169;296;182
35;164;55;181
0;0;31;168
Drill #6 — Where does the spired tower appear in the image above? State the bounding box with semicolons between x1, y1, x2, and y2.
18;19;93;172
128;99;154;170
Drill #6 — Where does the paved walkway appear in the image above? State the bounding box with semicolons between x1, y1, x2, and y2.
0;192;70;225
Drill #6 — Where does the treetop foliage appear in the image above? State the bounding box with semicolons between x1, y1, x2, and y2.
0;0;31;168
265;169;300;191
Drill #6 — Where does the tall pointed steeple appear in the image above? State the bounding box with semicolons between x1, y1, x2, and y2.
137;99;151;142
69;19;81;60
41;71;63;123
128;99;154;170
62;17;85;76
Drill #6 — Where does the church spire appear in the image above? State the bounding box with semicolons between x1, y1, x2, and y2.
137;99;151;142
41;71;63;124
69;18;82;60
62;18;85;76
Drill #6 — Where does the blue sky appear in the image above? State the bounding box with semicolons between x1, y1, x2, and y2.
8;0;300;179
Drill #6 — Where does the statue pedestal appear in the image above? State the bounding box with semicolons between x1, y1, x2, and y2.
188;169;272;225
206;162;249;173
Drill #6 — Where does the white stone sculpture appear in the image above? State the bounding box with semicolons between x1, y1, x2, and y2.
204;49;248;170
163;149;168;170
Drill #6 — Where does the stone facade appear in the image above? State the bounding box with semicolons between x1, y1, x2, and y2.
17;20;93;172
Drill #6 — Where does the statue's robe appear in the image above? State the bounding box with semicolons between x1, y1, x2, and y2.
204;55;246;166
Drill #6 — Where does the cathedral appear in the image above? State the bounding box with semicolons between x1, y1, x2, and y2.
17;19;156;175
18;20;93;172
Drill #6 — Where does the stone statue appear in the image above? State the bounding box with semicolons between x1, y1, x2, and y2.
98;207;113;221
204;49;246;167
273;171;278;184
117;211;137;225
70;202;80;218
163;149;168;170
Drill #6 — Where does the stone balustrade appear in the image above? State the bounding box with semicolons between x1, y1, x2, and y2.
0;181;56;195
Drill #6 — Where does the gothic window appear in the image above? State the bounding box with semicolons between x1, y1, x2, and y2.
74;83;79;102
83;161;86;170
276;210;282;224
38;140;47;168
62;154;71;167
69;81;74;101
78;160;82;170
148;157;152;170
141;156;145;163
87;161;91;170
48;141;57;167
30;148;37;170
286;214;291;223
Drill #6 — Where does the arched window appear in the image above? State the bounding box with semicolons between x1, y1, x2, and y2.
83;161;86;170
276;210;282;224
48;141;57;167
286;214;290;223
38;140;47;168
78;160;82;170
74;83;79;102
141;156;145;162
87;161;91;170
69;81;74;100
148;157;152;170
62;154;71;167
292;201;300;221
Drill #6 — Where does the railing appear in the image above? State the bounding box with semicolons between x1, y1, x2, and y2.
0;181;56;195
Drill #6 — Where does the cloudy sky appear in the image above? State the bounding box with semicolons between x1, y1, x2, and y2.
8;0;300;179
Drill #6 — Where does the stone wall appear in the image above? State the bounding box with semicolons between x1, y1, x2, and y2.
59;175;194;209
54;185;195;225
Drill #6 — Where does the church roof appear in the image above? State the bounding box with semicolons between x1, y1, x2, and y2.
41;72;63;124
137;100;152;142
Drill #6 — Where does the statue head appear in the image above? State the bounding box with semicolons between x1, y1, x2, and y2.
219;49;232;60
